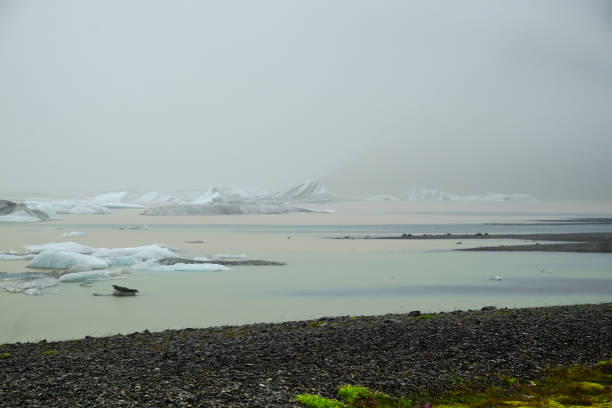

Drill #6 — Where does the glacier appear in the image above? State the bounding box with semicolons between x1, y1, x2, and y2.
27;251;109;270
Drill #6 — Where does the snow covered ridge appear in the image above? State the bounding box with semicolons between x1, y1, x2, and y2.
273;180;334;203
402;188;537;202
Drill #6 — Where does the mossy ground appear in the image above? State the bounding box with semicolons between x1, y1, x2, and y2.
297;360;612;408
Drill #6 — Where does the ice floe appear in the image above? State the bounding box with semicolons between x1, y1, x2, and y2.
25;242;97;254
91;244;177;261
27;251;109;270
4;277;59;293
59;270;119;282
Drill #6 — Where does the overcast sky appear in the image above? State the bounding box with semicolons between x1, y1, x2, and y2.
1;1;611;198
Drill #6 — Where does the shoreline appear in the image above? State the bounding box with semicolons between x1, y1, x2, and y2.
333;232;612;253
1;302;610;406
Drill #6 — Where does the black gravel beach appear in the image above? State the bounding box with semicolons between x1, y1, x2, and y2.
1;303;610;407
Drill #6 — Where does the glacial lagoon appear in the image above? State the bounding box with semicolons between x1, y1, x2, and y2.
1;202;611;343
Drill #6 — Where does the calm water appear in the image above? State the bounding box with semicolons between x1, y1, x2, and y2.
1;202;611;343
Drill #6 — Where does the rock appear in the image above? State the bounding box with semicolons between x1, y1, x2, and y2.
408;310;421;317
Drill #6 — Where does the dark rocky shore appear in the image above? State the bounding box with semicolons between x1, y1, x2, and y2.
1;303;610;407
334;232;612;253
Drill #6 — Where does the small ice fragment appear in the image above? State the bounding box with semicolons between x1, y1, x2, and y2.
61;231;86;238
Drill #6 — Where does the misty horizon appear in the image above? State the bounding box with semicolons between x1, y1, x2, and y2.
1;1;611;200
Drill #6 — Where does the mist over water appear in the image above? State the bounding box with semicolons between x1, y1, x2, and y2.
0;1;611;200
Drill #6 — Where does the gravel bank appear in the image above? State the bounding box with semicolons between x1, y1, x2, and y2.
1;303;610;407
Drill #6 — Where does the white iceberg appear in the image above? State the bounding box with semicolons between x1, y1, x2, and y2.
92;244;177;261
27;251;109;270
273;180;333;203
25;242;97;254
131;260;230;272
191;188;222;205
59;270;118;282
4;277;59;293
0;200;58;222
213;253;247;260
61;231;86;238
193;256;211;262
86;191;129;205
102;202;145;209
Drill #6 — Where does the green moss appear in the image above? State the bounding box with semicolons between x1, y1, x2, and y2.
43;350;57;355
296;394;346;407
417;314;433;320
307;321;326;327
296;360;612;408
0;353;11;359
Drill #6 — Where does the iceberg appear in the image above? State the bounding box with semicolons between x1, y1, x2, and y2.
131;260;230;272
25;242;97;254
4;277;59;293
0;200;58;223
61;231;86;238
92;244;177;261
59;270;117;282
27;251;109;270
273;180;334;203
191;188;222;205
86;191;129;205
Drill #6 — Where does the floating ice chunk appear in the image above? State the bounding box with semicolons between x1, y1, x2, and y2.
213;253;247;260
4;277;59;293
92;244;177;260
27;251;109;270
193;256;210;262
0;200;58;222
0;253;35;260
24;288;44;295
61;231;86;238
25;242;97;254
59;270;118;282
131;260;230;272
63;204;110;214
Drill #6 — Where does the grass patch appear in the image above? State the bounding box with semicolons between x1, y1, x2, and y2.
297;360;612;407
0;353;11;359
43;350;57;355
416;315;433;320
